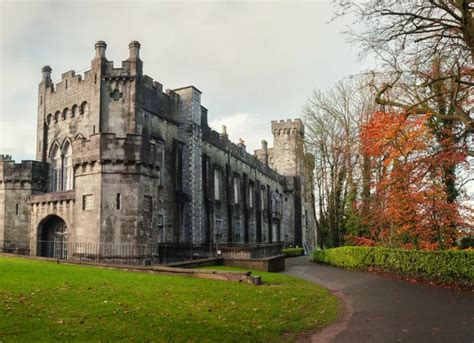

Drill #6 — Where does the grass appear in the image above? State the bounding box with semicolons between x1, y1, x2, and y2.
0;256;340;342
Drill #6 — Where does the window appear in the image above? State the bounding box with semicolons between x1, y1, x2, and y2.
50;141;74;192
71;104;77;117
62;108;68;120
215;218;223;241
234;220;241;240
214;168;221;200
15;204;19;216
51;144;61;192
158;140;165;186
144;196;152;213
233;176;239;204
82;194;93;211
116;193;121;210
261;187;266;210
248;183;254;208
158;215;165;241
62;141;73;191
80;101;88;115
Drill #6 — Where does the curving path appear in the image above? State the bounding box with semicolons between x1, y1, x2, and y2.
283;256;474;343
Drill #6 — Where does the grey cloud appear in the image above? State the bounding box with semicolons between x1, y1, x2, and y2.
0;1;370;159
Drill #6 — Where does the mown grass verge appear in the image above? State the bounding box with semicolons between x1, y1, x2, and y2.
313;246;474;287
0;256;339;342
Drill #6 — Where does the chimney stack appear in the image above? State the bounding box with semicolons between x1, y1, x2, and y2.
129;40;141;59
95;41;107;59
221;125;228;139
238;138;246;150
261;140;269;165
41;65;52;83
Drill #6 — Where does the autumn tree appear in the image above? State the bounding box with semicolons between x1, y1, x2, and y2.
360;110;471;249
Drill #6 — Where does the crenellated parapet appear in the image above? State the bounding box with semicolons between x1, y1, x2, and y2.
0;159;48;188
202;126;285;183
72;133;163;169
271;119;304;136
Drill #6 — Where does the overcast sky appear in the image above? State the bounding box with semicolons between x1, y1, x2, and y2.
0;0;374;160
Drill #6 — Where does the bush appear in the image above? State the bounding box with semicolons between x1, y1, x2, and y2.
313;246;474;286
282;248;305;257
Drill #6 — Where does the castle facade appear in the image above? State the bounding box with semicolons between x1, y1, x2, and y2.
0;41;316;259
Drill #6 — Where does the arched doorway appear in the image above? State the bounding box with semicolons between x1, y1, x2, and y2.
37;215;68;259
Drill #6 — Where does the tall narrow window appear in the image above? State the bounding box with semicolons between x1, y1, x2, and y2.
214;168;221;200
233;176;239;205
248;183;254;208
215;218;223;242
116;193;121;210
15;204;19;216
62;141;73;191
51;144;61;192
158;140;165;186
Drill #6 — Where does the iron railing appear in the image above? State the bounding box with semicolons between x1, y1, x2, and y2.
0;240;285;266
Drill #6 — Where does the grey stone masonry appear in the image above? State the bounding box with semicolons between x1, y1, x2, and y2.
0;41;317;258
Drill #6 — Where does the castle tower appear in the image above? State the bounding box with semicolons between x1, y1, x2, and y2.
270;119;304;176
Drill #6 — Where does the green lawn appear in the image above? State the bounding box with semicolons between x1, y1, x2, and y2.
0;256;339;342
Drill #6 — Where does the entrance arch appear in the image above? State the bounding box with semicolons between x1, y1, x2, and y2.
37;215;68;259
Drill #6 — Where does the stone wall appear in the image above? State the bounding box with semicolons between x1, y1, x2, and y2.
1;40;318;258
0;156;48;248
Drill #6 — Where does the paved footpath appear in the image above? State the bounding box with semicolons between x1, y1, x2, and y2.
283;256;474;343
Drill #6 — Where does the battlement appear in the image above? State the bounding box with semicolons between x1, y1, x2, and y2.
72;133;163;168
0;159;48;184
271;118;304;136
0;154;12;161
202;126;285;183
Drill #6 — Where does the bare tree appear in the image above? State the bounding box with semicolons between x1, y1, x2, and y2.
337;0;474;62
304;79;376;247
335;0;474;144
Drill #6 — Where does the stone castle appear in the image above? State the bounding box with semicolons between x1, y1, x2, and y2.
0;41;316;259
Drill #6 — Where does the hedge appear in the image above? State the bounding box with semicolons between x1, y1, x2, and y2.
282;248;305;257
313;246;474;287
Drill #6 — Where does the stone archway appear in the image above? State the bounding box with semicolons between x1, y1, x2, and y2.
37;215;68;259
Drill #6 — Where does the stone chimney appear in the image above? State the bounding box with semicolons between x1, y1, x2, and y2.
238;138;246;150
261;140;269;165
95;41;107;59
129;41;141;59
41;65;52;83
221;125;228;139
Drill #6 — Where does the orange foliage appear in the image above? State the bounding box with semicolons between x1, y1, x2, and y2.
359;111;470;249
344;235;377;247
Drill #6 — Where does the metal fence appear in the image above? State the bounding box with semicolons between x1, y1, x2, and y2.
0;240;284;266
